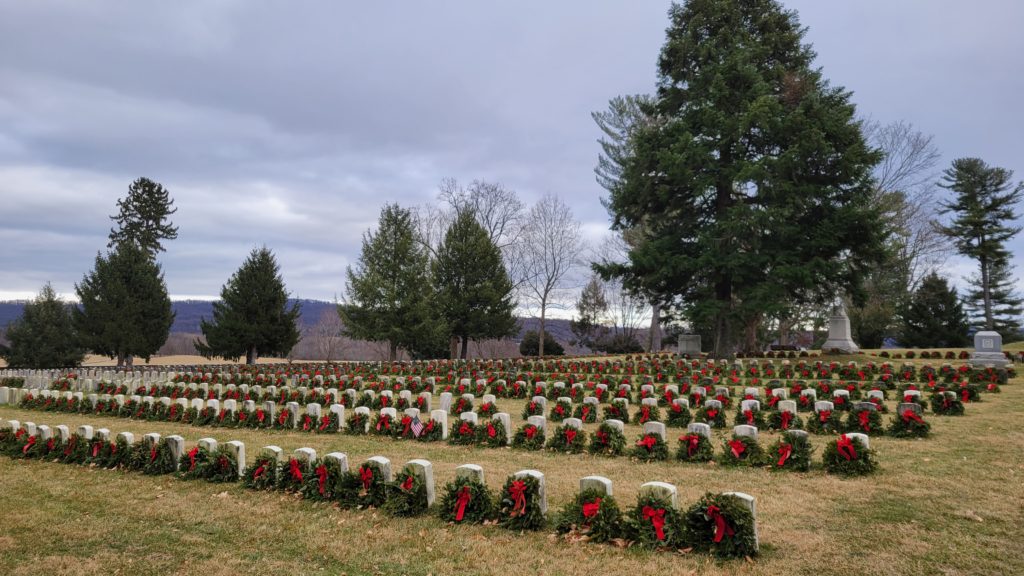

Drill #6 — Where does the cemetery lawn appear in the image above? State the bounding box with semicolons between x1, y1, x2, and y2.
0;374;1022;575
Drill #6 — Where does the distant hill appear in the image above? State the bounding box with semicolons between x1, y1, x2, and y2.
0;299;575;342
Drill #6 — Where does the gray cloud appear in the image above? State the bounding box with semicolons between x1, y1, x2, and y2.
1;1;1022;302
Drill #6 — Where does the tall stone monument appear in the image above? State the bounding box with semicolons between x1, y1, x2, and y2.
678;334;701;357
970;331;1009;368
821;301;859;354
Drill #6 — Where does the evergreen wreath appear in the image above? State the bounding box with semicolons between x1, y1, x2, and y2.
823;434;877;476
888;409;930;438
371;413;395;436
178;445;213;479
346;411;370;434
59;433;90;464
766;410;804;432
416;418;444;442
665;401;692;428
315;411;342;433
719;435;765;467
632;433;669;462
572;402;599;423
767;432;813;472
498;475;546;531
277;457;312;492
204;448;240;483
449;396;473;416
194;407;216;426
243;456;280;490
845;407;883;434
383;464;430;517
521;399;545;419
107;437;132;469
626;493;682;549
588;422;627;457
476;401;499;418
676;433;715;462
632;404;662;425
602;399;630;422
930;392;965;415
449;420;478;446
298;413;317;433
733;407;766;428
511;423;546;450
806;409;844;434
682;493;758;559
273;408;296;430
337;461;388;509
694;405;726;428
545;424;586;453
299;456;344;501
438;476;495;524
549;399;573;422
143;438;178;475
476;419;508;448
554;488;623;544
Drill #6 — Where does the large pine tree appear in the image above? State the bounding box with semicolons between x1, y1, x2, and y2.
74;243;174;366
196;247;301;364
108;177;179;258
1;283;84;368
899;272;970;348
964;256;1023;340
432;210;517;358
937;157;1024;332
596;0;886;357
342;204;444;360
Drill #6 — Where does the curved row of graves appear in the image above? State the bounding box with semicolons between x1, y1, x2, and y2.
0;418;759;559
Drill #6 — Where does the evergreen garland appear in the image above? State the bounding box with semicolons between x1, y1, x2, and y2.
511;424;546;450
588;422;627;457
554;488;623;543
767;432;813;472
675;433;715;462
545;424;587;453
438;476;495;524
631;433;669;462
823;434;877;476
682;493;758;558
383;464;430;517
498;475;546;531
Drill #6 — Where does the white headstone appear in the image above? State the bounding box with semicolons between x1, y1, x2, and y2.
405;459;435;506
513;469;547;514
638;481;677;508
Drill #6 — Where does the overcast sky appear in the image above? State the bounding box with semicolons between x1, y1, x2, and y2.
1;0;1023;304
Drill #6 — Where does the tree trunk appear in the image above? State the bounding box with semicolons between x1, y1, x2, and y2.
744;314;762;354
389;341;398;362
116;353;125;368
246;346;258;366
713;278;733;358
981;255;994;330
449;336;459;359
460;334;469;359
648;301;662;352
539;298;547;357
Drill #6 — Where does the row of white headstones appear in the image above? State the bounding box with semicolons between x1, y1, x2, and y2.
1;417;758;551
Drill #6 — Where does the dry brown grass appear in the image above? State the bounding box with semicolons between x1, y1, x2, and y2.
1;373;1023;575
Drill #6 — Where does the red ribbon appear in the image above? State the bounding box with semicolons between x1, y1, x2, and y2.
781;411;793;430
360;466;374;490
92;443;100;457
459;422;473;436
401;475;414;491
596;430;608;445
256;409;265;423
316;465;328;495
582;498;602;520
565;429;577;444
706;408;718;420
487;423;497;438
836;435;857;461
777;443;792;466
254;464;266;479
509;480;527;517
640;406;650;422
302;416;311;431
454;486;471;521
901;409;923;424
377;416;391;432
707;505;735;543
150;447;158;462
582;406;590;420
728;439;746;459
525;425;537;439
684;434;700;457
858;410;871;432
22;436;35;454
818;410;832;423
289;458;303;482
402;416;412;436
961;388;970;402
636;435;657;452
319;415;331;431
642;506;666;541
187;446;199;471
743;410;754;425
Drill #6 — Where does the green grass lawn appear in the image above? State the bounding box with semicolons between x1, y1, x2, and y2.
1;371;1022;575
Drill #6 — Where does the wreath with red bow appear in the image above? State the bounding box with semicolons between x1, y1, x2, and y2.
336;461;389;509
383;464;429;517
682;493;758;558
498;475;545;531
629;494;682;549
845;407;882;435
767;431;813;472
719;434;765;467
664;401;692;428
887;408;930;438
733;406;767;428
345;411;370;435
475;419;508;448
511;423;546;450
823;434;877;476
806;408;843;434
694;405;726;428
588;422;627;457
549;399;574;423
675;432;715;462
602;399;630;422
572;402;598;423
555;488;623;543
545;424;587;453
243;455;280;490
439;476;495;524
631;433;669;462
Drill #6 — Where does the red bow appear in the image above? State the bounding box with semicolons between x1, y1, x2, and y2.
22;436;35;454
642;506;666;541
150;447;158;462
459;422;473;436
582;498;602;520
487;424;497;438
377;416;391;432
582;406;591;420
818;410;832;423
302;416;312;431
525;425;537;439
777;443;792;466
858;410;871;432
256;409;265;423
836;435;857;461
187;446;199;471
636;435;657;451
402;416;412;436
316;465;328;495
253;464;266;479
684;434;700;457
92;443;100;457
288;458;303;482
781;411;793;430
509;480;527;517
455;486;472;521
961;388;970;402
278;411;288;425
707;505;735;543
360;466;374;490
401;475;414;491
728;439;746;459
743;410;754;425
319;415;331;431
903;395;913;403
596;430;608;445
706;408;718;420
901;409;923;424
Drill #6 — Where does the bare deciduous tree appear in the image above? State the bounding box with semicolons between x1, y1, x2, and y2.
305;307;349;362
522;193;583;356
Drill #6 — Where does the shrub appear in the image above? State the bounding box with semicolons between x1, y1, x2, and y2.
519;330;565;356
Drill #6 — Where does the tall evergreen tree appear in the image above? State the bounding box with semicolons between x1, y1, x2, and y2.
964;256;1023;340
936;157;1024;332
196;247;301;365
432;210;517;359
898;272;970;348
570;275;609;349
108;177;179;258
1;283;84;368
342;204;444;361
596;0;885;357
74;243;174;367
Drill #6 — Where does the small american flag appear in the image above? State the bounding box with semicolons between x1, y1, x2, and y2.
410;416;424;438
